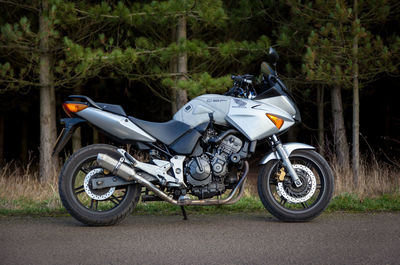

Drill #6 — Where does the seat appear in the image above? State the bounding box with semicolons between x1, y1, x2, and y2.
128;116;191;145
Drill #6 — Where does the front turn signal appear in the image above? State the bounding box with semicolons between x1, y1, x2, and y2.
266;114;284;129
63;103;88;117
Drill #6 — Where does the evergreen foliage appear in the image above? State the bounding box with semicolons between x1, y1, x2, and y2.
55;0;271;99
301;0;400;86
0;0;399;186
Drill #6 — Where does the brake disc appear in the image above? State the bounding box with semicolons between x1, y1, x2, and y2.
83;168;115;200
276;164;316;203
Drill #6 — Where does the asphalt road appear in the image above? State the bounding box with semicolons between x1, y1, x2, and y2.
1;212;400;265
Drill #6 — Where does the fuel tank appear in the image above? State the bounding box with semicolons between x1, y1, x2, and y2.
173;94;231;127
174;94;295;141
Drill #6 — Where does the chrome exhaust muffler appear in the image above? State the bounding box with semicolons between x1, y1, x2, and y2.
97;153;177;203
97;153;136;181
97;153;248;206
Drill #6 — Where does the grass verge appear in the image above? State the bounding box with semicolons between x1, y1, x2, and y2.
1;157;399;217
327;193;400;212
1;193;400;217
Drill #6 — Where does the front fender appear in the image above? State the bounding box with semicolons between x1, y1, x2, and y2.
259;142;315;165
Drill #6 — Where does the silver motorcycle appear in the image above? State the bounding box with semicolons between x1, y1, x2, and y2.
54;48;334;226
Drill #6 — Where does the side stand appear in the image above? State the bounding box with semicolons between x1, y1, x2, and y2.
180;206;188;220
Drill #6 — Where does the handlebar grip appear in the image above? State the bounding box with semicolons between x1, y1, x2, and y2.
232;75;243;83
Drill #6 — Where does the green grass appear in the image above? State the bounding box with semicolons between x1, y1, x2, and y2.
326;193;400;212
135;196;265;216
1;194;399;217
0;198;67;217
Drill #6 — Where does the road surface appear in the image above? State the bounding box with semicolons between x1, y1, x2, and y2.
1;212;399;264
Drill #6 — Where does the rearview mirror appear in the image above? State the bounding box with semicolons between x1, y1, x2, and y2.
268;47;279;65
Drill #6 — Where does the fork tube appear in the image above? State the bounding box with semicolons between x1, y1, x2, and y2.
271;135;302;187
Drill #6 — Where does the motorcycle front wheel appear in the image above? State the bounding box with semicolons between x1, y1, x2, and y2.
258;149;334;222
59;144;141;226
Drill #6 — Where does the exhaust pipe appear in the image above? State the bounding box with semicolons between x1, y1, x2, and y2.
97;153;248;206
97;153;136;181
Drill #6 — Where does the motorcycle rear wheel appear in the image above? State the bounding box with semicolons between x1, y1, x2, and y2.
59;144;141;226
257;149;334;222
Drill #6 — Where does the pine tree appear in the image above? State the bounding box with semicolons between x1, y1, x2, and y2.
57;1;271;114
297;0;400;184
0;0;278;181
0;0;60;182
265;0;400;184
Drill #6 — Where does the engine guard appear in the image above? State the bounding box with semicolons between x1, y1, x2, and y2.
259;142;315;165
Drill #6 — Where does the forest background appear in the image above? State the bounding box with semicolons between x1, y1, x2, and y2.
0;0;399;211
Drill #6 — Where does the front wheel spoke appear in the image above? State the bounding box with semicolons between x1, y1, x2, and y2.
302;202;310;209
279;197;287;206
316;184;322;189
303;161;313;169
74;185;85;195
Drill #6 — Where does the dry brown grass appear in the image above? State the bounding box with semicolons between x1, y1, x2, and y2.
331;156;400;198
1;154;399;212
0;160;61;210
245;152;400;199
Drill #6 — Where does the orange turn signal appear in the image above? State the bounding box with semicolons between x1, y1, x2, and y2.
62;103;88;117
266;114;284;129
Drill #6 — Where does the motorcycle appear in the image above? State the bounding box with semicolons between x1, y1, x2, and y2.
53;48;334;226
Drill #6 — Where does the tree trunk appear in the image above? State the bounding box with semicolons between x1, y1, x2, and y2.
317;86;325;155
175;16;188;111
0;114;4;161
93;129;99;144
331;86;350;169
352;0;360;187
72;86;82;152
287;127;297;142
39;0;58;182
170;26;178;115
21;107;28;163
72;128;82;152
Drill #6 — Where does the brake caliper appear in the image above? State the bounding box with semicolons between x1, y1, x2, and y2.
275;167;286;182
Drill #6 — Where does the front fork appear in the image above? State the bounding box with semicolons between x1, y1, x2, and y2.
269;135;302;187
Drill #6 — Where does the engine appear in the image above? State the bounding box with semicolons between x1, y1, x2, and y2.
211;135;243;177
185;134;243;199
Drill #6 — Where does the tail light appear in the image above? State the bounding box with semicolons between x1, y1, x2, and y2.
62;103;88;117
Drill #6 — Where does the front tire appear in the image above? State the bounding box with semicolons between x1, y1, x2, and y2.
258;150;334;221
59;144;141;226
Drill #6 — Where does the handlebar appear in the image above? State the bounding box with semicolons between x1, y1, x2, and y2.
231;74;253;84
225;74;256;99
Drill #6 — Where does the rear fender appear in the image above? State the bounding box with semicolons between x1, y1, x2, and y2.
52;118;86;156
259;142;315;165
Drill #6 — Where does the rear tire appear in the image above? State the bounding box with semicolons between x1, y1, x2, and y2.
257;150;334;222
59;144;141;226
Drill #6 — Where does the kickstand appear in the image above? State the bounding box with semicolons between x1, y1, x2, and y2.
180;206;188;220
